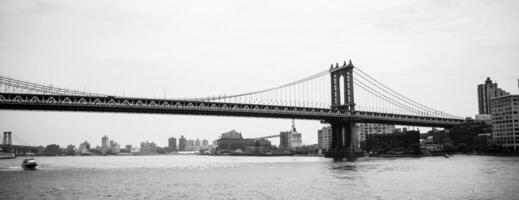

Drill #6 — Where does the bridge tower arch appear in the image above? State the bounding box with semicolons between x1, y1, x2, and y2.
330;60;355;111
326;60;356;158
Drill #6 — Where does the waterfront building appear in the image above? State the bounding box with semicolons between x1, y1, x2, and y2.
222;130;243;139
78;140;90;155
217;130;256;152
140;141;157;153
66;144;76;155
449;118;492;152
168;137;177;152
366;131;420;154
110;142;120;154
44;144;61;156
102;135;109;149
2;131;12;145
195;139;201;151
243;139;272;153
491;95;519;151
101;135;110;154
179;135;187;151
478;77;509;114
202;139;209;149
280;120;302;150
355;123;395;151
252;139;272;152
187;139;195;151
125;144;132;153
317;126;332;152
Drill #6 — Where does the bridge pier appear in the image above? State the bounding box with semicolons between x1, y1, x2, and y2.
325;120;356;158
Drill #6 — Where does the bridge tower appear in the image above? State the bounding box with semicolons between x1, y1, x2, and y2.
326;60;357;158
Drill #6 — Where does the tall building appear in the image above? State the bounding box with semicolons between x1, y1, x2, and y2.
478;77;509;114
101;135;109;149
279;120;302;150
491;95;519;151
179;135;187;151
317;126;332;151
2;131;12;145
168;137;177;152
78;140;90;155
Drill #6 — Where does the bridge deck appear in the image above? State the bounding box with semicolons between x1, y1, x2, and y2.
0;93;464;127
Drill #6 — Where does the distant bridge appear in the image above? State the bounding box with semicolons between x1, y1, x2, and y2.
0;60;464;157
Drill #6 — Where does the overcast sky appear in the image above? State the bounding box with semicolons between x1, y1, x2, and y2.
1;0;518;148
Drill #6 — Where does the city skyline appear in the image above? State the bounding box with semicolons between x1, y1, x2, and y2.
1;0;519;147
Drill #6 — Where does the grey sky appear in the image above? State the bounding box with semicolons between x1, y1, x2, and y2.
1;0;518;147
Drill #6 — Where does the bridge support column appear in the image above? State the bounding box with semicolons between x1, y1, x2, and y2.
325;120;355;158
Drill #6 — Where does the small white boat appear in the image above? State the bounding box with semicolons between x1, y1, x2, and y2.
21;158;38;170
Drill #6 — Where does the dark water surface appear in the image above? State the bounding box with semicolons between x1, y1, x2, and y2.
1;155;518;200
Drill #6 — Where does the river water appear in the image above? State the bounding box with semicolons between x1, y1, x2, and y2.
0;155;518;200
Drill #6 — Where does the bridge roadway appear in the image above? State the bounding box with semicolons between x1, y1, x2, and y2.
0;93;464;127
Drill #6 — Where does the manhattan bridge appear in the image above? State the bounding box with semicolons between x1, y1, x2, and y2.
0;60;464;158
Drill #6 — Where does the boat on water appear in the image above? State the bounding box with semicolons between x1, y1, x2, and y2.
21;158;37;170
444;154;450;158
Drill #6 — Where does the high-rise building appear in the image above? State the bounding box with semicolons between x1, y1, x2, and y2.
280;131;290;149
317;126;332;151
2;131;12;145
168;137;177;152
478;77;509;114
491;95;519;152
101;135;109;149
179;135;187;151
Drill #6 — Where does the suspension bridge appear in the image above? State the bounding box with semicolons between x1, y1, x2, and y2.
0;60;464;157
